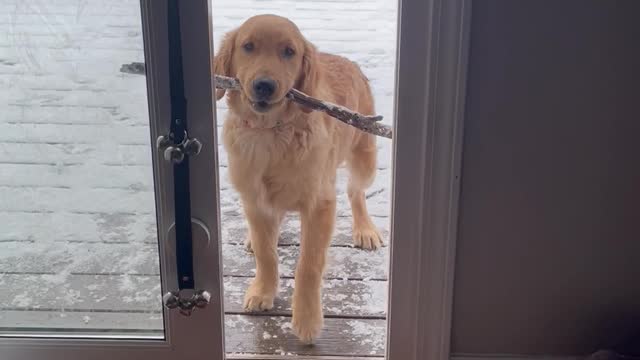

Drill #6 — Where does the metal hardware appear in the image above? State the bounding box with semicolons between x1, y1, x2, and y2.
165;219;212;261
162;220;213;316
162;0;205;317
183;137;203;155
156;130;202;164
163;290;211;316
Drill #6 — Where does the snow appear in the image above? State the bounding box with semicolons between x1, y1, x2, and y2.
12;293;32;308
0;0;395;346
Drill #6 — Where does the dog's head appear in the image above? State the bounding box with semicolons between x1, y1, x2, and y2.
213;14;318;116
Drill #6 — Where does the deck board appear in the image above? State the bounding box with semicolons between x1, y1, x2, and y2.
0;211;387;246
0;142;152;166
223;244;389;280
224;278;387;317
0;241;160;275
223;214;390;247
0;211;157;243
0;242;389;280
225;315;386;357
0;275;386;318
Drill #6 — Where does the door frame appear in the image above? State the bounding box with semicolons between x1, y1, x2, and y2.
224;0;472;359
0;0;226;359
386;1;471;360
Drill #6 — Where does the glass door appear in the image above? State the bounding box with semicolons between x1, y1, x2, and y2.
0;0;225;358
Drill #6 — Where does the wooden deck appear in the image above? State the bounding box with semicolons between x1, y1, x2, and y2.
221;206;390;358
0;198;391;358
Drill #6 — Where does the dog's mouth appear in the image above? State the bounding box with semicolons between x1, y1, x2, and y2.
247;95;286;113
250;100;273;113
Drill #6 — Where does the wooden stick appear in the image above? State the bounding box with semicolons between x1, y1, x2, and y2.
213;74;393;139
119;63;392;139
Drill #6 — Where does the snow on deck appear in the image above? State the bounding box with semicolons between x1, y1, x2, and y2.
0;0;396;356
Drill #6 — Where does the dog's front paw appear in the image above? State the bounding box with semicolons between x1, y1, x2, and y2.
291;306;323;344
353;223;383;250
243;282;275;311
291;292;323;344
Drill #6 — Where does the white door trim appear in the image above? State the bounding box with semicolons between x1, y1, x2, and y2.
386;1;471;360
0;0;226;359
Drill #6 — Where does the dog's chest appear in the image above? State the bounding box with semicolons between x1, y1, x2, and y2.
224;122;330;208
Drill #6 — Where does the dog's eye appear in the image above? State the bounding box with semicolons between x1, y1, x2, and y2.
242;42;254;52
283;46;295;58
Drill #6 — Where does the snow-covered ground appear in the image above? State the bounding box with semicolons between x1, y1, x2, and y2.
0;0;396;347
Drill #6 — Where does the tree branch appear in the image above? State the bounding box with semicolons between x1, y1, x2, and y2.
213;74;393;139
119;63;392;139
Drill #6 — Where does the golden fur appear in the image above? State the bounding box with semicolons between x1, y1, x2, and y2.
214;14;382;343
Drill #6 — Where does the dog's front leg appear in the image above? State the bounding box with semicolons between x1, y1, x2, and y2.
243;202;282;311
292;198;336;343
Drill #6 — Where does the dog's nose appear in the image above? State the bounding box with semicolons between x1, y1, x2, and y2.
252;78;276;99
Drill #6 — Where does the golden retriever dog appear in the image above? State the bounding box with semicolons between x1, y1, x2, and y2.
214;14;382;343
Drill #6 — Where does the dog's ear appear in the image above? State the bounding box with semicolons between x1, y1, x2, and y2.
297;39;319;113
213;29;237;100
